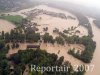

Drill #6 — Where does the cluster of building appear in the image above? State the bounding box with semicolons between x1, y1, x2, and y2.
22;9;67;19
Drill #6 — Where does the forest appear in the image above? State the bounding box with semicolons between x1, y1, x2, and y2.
9;49;85;75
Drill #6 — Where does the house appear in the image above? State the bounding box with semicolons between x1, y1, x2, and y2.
27;45;40;49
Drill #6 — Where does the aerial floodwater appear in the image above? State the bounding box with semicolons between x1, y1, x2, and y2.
0;0;100;75
0;19;15;32
86;18;100;75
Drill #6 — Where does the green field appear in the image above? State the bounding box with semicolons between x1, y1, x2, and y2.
0;15;23;26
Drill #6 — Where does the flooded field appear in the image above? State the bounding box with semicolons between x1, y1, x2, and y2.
33;14;88;37
7;43;85;66
0;19;15;33
6;5;88;37
3;5;100;75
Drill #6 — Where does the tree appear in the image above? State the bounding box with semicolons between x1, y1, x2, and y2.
6;44;10;50
26;33;40;42
0;59;10;75
14;66;22;75
1;31;5;39
57;56;64;66
5;33;10;43
16;43;19;48
42;33;54;44
55;36;64;45
0;40;5;49
12;43;16;49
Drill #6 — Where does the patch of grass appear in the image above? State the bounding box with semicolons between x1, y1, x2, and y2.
0;15;23;26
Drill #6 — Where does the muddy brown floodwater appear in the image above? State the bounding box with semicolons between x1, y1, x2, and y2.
85;18;100;75
4;5;100;75
0;19;16;33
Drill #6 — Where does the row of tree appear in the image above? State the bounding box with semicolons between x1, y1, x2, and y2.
1;28;40;43
42;33;65;45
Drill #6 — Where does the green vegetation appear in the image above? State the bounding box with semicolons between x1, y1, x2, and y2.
59;32;96;63
9;49;85;75
4;29;25;43
42;33;55;44
42;33;65;45
0;27;40;43
55;36;65;45
0;36;10;75
0;15;23;26
26;33;40;43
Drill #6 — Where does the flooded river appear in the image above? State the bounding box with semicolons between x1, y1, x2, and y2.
86;18;100;75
